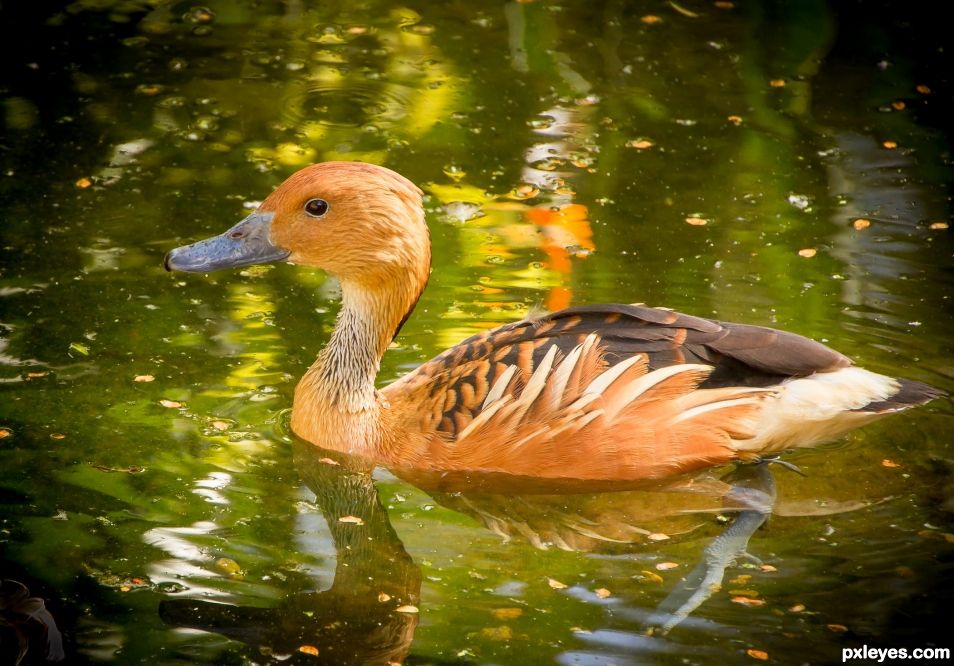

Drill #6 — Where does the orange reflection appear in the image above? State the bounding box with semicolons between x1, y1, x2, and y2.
526;202;595;310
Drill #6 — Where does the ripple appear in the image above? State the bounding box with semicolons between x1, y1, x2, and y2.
283;82;413;129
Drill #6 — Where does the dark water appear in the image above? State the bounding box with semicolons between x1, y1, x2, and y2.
1;1;952;663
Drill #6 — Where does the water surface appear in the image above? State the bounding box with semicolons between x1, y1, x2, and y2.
1;1;952;664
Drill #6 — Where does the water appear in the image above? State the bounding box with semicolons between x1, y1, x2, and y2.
1;1;952;663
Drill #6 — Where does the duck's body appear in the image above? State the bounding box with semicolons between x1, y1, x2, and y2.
165;162;943;484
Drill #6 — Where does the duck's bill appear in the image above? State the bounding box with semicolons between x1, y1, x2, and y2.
164;212;290;273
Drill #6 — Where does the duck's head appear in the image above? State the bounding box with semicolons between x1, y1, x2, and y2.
165;162;429;289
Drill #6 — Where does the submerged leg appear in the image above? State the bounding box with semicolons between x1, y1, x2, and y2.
645;462;777;634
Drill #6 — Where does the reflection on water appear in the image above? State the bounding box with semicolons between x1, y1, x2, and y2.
1;0;952;663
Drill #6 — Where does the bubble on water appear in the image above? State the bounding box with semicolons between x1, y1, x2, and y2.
507;183;540;200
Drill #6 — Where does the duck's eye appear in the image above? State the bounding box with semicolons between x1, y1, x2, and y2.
304;198;329;218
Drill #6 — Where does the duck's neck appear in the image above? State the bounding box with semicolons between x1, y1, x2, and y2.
291;279;418;449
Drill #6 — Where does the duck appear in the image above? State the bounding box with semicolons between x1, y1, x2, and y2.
165;161;944;485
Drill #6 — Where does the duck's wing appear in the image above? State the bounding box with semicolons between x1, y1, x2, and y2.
383;303;849;438
387;332;775;480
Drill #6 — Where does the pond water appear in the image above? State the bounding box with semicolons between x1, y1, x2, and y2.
1;1;952;664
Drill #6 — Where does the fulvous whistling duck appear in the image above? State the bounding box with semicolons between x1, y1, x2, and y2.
165;162;944;484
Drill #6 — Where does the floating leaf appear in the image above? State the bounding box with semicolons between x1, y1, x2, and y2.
731;596;765;606
641;15;662;24
69;342;90;356
395;605;419;613
882;140;898;149
852;218;871;230
656;562;679;571
75;177;92;188
760;564;777;573
891;100;906;110
595;588;611;599
797;248;817;258
638;570;664;584
881;459;901;468
210;420;230;431
928;221;949;230
827;623;848;633
729;574;752;585
769;79;786;88
378;592;391;602
747;649;769;660
626;138;654;149
133;374;155;382
916;84;931;94
548;578;568;589
684;217;708;226
159;399;183;409
491;607;523;620
298;645;319;656
0;427;12;439
789;603;806;612
727;115;743;125
214;558;241;575
338;515;365;525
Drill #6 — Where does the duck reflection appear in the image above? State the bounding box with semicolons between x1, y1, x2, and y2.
161;439;784;659
160;441;421;665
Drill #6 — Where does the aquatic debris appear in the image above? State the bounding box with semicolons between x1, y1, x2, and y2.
881;459;901;468
595;588;611;599
133;374;155;382
0;427;12;439
491;607;523;620
159;399;183;409
916;84;931;94
395;605;419;614
378;592;391;602
338;515;365;525
298;645;319;656
214;558;242;576
928;221;948;230
798;248;817;258
747;649;769;660
626;138;654;149
769;79;786;88
882;140;898;149
481;625;513;641
827;623;848;633
789;603;806;612
731;596;765;606
68;342;90;356
75;177;92;188
656;562;679;571
727;115;743;125
547;578;568;589
684;216;708;226
852;218;871;230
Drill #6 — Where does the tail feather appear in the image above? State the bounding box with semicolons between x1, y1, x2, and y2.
856;378;947;413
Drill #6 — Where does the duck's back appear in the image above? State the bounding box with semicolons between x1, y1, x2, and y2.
381;304;940;482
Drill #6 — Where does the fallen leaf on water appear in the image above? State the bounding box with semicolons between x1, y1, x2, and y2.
685;217;708;226
891;100;906;110
626;138;654;149
298;645;319;656
639;570;664;584
641;15;662;24
548;578;568;589
131;578;145;585
928;221;949;230
789;603;805;613
798;248;817;258
75;177;92;188
769;79;786;88
882;140;898;149
827;623;848;632
882;459;901;468
210;420;230;431
481;625;513;641
159;399;183;409
50;433;66;440
727;115;743;125
26;371;49;379
730;575;752;585
729;589;760;598
395;605;419;614
133;374;154;382
669;1;701;17
69;342;90;356
378;592;391;602
338;515;365;525
656;562;679;571
120;585;131;592
714;1;735;8
0;428;12;439
491;607;523;620
852;218;871;230
595;588;611;599
760;564;777;573
747;649;769;660
916;84;931;94
731;596;765;606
